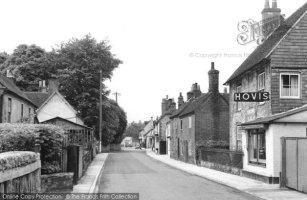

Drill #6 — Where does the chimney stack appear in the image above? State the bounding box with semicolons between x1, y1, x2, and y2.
264;0;270;9
48;78;59;93
6;70;15;83
39;80;47;93
191;83;202;98
187;91;193;101
224;87;228;94
161;95;173;115
272;0;277;9
261;0;282;39
208;62;219;93
178;92;184;108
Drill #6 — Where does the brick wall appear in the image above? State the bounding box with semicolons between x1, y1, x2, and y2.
195;93;229;148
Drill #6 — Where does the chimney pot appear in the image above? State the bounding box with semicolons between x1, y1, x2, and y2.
272;0;277;8
265;0;270;8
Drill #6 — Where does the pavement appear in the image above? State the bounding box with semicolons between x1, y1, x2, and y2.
145;149;307;200
72;153;108;193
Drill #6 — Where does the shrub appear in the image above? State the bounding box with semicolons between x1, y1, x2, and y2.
0;123;66;174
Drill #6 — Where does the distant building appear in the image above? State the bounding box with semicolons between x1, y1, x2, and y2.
155;97;176;155
121;137;133;147
170;62;229;164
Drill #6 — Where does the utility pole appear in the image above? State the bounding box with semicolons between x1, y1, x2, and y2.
99;70;102;152
112;92;121;103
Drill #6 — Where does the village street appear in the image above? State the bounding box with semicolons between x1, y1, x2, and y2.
98;149;261;200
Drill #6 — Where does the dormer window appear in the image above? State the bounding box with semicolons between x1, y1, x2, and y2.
280;73;300;99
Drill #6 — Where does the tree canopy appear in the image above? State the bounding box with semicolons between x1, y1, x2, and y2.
1;34;126;146
124;122;145;142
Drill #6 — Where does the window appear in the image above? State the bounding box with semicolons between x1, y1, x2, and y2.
28;108;31;119
280;73;300;98
180;119;183;131
188;116;192;128
258;72;265;91
258;72;265;105
248;129;266;166
21;104;24;118
236;85;242;111
8;98;12;123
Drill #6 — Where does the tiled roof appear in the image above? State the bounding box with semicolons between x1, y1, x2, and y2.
178;93;211;117
0;74;36;107
241;104;307;126
225;2;307;84
170;102;190;119
24;92;51;107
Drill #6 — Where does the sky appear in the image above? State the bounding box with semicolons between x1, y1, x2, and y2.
0;0;306;123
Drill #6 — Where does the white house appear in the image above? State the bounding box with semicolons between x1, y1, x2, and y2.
25;79;84;125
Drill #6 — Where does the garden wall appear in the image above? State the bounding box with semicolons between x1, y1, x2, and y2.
198;148;243;175
0;151;41;193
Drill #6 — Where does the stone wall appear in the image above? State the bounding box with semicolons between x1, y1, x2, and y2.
0;151;41;193
41;173;73;192
229;63;271;151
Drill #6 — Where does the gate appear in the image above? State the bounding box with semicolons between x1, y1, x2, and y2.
280;137;307;193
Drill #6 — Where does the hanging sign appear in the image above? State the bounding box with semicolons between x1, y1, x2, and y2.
234;92;270;102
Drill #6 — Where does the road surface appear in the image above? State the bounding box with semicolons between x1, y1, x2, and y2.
98;149;261;200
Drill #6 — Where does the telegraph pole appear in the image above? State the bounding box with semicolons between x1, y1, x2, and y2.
99;70;102;152
112;92;121;103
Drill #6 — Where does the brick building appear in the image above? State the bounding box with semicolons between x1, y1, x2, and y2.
225;1;307;183
154;97;176;154
170;62;229;164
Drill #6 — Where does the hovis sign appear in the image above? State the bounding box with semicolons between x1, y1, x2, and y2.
234;92;270;102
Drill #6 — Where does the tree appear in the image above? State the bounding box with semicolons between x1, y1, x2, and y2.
1;35;125;146
0;52;8;66
124;122;145;141
53;35;122;140
0;44;53;91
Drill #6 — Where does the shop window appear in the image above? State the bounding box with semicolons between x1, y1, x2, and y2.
280;73;300;98
248;129;266;166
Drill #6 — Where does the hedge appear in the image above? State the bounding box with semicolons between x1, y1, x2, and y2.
0;123;66;174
